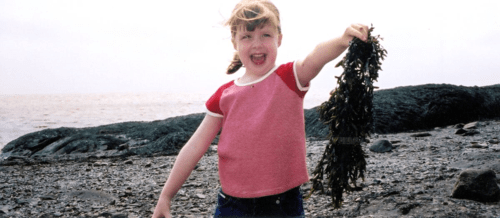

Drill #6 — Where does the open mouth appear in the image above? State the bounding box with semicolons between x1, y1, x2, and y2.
251;54;266;65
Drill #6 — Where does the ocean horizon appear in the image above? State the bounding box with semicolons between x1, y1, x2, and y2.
0;92;327;151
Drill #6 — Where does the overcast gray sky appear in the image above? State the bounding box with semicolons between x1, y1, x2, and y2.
1;0;499;98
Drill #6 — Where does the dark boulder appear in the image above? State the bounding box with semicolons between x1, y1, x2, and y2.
306;84;500;136
369;139;393;153
1;113;205;161
451;168;500;202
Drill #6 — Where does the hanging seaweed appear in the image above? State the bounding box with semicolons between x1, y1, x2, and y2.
307;25;387;208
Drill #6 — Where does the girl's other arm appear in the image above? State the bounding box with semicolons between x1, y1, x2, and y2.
295;24;369;87
152;115;222;218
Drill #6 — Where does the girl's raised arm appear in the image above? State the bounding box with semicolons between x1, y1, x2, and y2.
295;24;369;87
152;114;222;218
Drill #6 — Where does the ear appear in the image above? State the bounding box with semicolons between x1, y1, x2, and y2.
277;34;283;47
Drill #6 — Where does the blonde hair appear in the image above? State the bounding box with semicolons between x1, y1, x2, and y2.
225;0;282;74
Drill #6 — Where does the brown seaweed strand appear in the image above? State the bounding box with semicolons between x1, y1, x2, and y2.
307;25;387;208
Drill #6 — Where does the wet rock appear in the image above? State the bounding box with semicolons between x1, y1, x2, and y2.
306;84;500;137
1;113;206;160
455;128;480;136
118;144;129;151
488;139;499;144
410;132;432;137
67;190;118;205
39;195;57;200
369;139;393;153
397;202;420;215
196;194;206;199
455;128;468;135
451;168;500;202
463;121;478;129
462;130;480;136
454;123;465;129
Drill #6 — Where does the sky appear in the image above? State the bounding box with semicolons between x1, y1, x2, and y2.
1;0;499;99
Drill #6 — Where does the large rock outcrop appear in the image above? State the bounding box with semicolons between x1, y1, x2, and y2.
1;113;205;161
2;84;500;161
305;84;500;137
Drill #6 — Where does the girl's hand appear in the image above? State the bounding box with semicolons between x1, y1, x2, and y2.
341;24;369;47
151;196;172;218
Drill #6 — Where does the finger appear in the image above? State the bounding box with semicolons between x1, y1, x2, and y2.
351;24;369;41
347;25;367;41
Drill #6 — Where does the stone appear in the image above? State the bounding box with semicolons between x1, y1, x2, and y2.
463;122;478;129
455;128;480;136
462;130;480;136
397;202;420;215
0;205;10;214
488;139;499;144
118;144;129;151
67;190;119;205
451;168;500;202
454;123;465;129
369;140;393;153
39;195;56;200
111;213;128;218
410;133;432;137
455;128;467;135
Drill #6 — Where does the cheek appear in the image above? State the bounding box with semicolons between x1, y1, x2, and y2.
264;41;279;54
236;41;251;52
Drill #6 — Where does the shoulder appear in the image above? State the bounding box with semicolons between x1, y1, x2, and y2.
275;62;310;97
205;80;235;117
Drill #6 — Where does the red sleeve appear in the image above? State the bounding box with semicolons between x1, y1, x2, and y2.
205;81;234;117
275;62;309;98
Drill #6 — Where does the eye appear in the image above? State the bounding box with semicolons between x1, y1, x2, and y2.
263;34;271;38
241;35;251;40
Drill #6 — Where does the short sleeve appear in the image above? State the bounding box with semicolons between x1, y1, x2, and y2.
205;81;234;118
275;61;309;98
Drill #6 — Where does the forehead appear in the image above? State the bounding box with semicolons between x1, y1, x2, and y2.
236;22;278;34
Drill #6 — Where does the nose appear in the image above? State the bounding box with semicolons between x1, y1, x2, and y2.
251;37;264;49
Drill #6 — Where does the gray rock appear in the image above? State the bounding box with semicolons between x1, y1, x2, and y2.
1;113;206;161
451;168;500;202
410;132;432;137
304;84;500;137
455;128;468;135
455;128;480;136
67;190;118;204
369;139;393;153
463;121;478;129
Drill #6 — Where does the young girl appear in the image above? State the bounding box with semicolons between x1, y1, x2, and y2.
152;0;368;217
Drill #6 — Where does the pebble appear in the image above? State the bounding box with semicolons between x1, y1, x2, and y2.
369;139;393;153
0;120;499;217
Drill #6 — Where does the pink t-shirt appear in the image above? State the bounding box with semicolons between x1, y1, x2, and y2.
205;62;310;198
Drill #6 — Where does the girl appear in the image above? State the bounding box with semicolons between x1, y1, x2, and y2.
152;0;368;217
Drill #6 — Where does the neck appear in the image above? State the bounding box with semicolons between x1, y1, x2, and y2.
238;64;277;84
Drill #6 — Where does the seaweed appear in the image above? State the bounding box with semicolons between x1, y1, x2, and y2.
306;24;387;208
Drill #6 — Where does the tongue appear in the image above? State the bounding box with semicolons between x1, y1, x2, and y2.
252;55;266;65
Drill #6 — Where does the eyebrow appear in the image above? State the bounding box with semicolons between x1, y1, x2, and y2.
238;23;275;33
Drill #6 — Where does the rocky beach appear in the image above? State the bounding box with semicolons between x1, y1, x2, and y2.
1;84;500;217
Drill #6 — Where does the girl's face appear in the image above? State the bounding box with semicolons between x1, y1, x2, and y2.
233;23;282;76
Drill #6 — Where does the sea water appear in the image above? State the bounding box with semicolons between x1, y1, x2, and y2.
0;93;327;151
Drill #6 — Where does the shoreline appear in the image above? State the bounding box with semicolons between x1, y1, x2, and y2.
1;120;499;217
0;92;326;152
